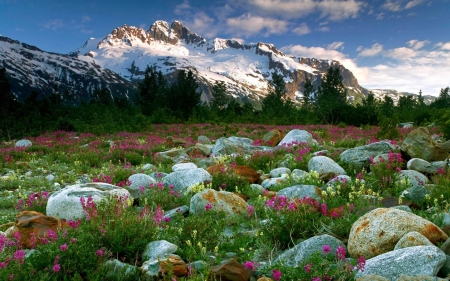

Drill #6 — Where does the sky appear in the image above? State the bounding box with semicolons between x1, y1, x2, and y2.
1;0;449;96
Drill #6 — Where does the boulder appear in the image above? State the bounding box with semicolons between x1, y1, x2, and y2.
15;139;32;148
269;167;291;178
339;141;397;169
291;169;309;182
263;129;283;146
394;231;434;250
197;135;212;144
277;129;317;147
162;168;212;193
104;259;140;279
155;148;190;163
274;234;346;267
308;156;346;175
407;158;448;174
172;162;197;171
46;183;131;221
261;174;289;189
142;240;178;261
207;163;259;184
401;184;430;204
210;258;253;281
348;208;448;259
211;136;272;157
141;254;188;280
277;185;323;202
401;127;450;161
189;189;248;216
398;170;428;188
14;211;67;249
126;173;156;198
354;246;446;280
194;143;213;156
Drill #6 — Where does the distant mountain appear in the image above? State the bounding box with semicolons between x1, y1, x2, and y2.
370;89;436;105
0;20;432;107
0;36;133;104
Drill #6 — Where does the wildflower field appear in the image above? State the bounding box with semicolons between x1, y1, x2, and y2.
1;123;449;280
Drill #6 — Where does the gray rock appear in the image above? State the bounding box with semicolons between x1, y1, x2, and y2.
401;127;450;162
46;183;131;220
261;174;289;189
249;184;265;196
142;163;157;171
15;139;32;147
142;240;178;261
401;184;430;204
394;231;434;250
339;141;397;169
438;255;450;278
155;148;190;163
323;175;352;189
308;156;346;175
277;129;318;147
274;234;345;267
277;185;322;202
270;167;291;178
391;205;413;213
45;174;55;182
348;208;448;259
104;259;140;279
312;150;330;157
355;275;390;281
291;169;309;182
398;170;428;188
164;205;189;218
408;158;449;174
172;162;197;171
149;172;168;181
194;143;213;156
126;173;157;198
355;246;446;280
163;168;212;193
197;135;211;144
210;136;272;157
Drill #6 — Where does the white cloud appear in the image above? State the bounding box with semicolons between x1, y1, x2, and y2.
435;42;450;51
226;13;289;36
292;23;311;35
357;43;384;57
175;0;191;15
81;16;91;23
247;0;364;20
376;12;385;20
406;39;430;50
317;26;329;32
181;12;220;38
382;0;425;11
327;41;344;50
384;47;416;60
231;38;245;44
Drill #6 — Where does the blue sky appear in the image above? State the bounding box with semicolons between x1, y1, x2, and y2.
1;0;449;96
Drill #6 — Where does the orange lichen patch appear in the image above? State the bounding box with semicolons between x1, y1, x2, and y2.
420;224;448;244
159;255;188;277
262;129;283;146
207;163;260;184
15;211;68;249
355;220;370;234
201;189;218;203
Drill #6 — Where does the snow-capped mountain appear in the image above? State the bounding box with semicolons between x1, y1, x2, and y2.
2;19;431;107
370;89;436;105
70;20;368;106
0;36;132;104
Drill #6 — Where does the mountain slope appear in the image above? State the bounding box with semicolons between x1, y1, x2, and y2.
71;20;367;107
0;36;133;104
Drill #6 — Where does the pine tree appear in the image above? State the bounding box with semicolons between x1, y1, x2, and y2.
167;69;201;119
138;66;168;116
210;80;230;110
315;67;347;124
302;78;314;110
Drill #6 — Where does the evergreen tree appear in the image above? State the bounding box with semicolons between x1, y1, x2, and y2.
378;95;395;119
138;66;167;116
315;67;347;124
357;92;379;125
0;67;20;140
167;69;201;119
93;85;113;106
431;87;450;109
262;72;294;121
302;78;314;110
210;80;230;110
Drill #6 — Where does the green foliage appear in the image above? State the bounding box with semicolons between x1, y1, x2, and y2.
210;80;230;110
376;115;400;140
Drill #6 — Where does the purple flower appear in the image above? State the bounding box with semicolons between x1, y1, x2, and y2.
303;263;313;273
46;229;58;240
52;264;61;273
59;243;68;252
244;261;256;271
247;205;255;218
322;245;331;254
0;262;7;269
96;249;105;257
139;185;145;194
335;246;346;261
13;250;25;263
205;203;213;211
356;255;366;272
312;277;322;281
272;269;282;281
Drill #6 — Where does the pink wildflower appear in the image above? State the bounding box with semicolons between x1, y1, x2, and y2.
13;250;25;264
244;261;255;271
336;246;346;261
304;263;313;273
52;264;61;273
96;249;105;257
205;203;213;211
247;205;255;218
322;245;331;254
46;229;58;241
272;269;282;281
356;255;366;272
59;243;68;252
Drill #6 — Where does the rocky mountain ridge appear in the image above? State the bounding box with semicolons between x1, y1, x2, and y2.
0;20;435;106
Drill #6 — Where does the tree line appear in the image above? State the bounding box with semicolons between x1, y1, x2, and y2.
1;66;450;141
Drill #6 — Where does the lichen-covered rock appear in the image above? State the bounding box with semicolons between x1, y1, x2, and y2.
398;169;428;188
155;148;190;163
354;246;446;280
197;135;211;144
210;258;253;281
211;136;272;157
172;162;197;171
261;174;289;189
207;163;259;184
263;129;283;146
126;173;156;198
46;183;131;221
162;168;212;193
401;127;450;161
278;129;317;147
14;211;67;249
339;141;397;169
142;240;178;261
348;208;448;259
291;169;308;182
277;185;322;202
189;189;248;216
141;254;188;280
269;167;291;178
394;231;434;250
274;234;345;267
407;158;448;174
308;156;346;175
